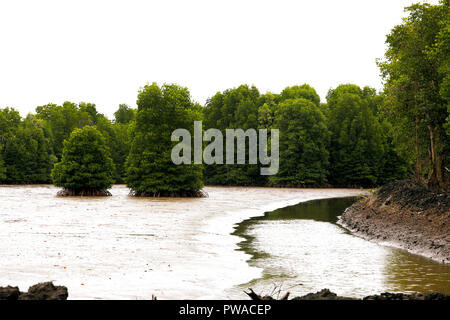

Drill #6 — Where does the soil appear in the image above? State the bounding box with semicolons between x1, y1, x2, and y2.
291;289;449;300
339;180;450;263
0;282;68;300
248;288;449;300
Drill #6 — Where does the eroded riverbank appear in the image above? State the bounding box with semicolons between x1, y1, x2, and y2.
339;180;450;264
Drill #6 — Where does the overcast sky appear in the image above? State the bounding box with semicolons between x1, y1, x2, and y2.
0;0;439;118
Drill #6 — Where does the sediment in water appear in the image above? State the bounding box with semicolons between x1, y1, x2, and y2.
339;180;450;263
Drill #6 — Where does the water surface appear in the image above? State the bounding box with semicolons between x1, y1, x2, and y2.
230;198;450;298
0;185;361;299
0;186;448;299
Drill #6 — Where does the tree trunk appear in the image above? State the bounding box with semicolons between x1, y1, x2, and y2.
427;125;443;189
413;115;423;183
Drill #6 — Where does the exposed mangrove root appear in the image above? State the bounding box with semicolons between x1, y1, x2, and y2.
130;189;208;198
245;288;290;300
57;188;112;197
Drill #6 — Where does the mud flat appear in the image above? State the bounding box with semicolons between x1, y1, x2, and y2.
0;185;362;299
339;180;450;263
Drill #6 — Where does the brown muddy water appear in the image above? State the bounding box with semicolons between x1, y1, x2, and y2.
0;185;448;299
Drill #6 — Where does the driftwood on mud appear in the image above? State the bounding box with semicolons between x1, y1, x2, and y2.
245;288;290;300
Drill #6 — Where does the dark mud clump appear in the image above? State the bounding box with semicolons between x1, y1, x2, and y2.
0;282;68;300
248;288;449;300
339;180;450;263
293;289;450;300
363;291;449;300
291;289;355;300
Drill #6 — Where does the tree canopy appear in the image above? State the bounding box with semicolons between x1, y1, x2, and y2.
126;83;204;196
271;97;329;185
327;85;385;186
1;80;414;189
378;0;449;188
114;104;136;124
0;108;55;184
52;126;115;196
203;85;267;186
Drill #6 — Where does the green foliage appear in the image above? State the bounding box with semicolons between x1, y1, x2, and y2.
327;84;385;186
377;118;412;184
258;92;279;129
0;82;422;189
35;101;132;184
114;104;136;124
0;108;21;181
52;126;115;192
35;102;96;159
203;83;407;187
0;107;21;182
109;123;132;183
126;83;203;195
94;114;129;183
203;85;266;185
279;84;321;106
0;109;54;184
378;0;449;188
270;98;329;185
3;116;55;183
0;156;5;181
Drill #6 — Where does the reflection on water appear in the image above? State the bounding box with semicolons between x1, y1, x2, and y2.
231;198;450;298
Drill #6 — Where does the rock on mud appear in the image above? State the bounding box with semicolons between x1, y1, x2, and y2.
0;282;68;300
291;289;355;300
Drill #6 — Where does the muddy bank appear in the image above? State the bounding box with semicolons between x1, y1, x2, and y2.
291;289;449;300
339;180;450;263
0;282;68;300
248;288;449;300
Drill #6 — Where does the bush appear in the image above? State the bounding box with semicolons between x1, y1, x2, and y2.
52;126;115;196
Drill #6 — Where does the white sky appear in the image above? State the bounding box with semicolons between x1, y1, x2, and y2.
0;0;439;118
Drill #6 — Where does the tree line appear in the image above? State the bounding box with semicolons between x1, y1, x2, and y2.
0;102;133;185
0;0;447;192
0;82;411;189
